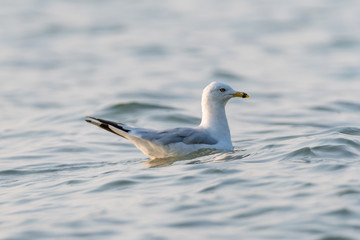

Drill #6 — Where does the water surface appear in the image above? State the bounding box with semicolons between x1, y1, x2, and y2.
1;0;360;239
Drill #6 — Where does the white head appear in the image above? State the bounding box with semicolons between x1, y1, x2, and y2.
199;81;249;134
202;81;249;105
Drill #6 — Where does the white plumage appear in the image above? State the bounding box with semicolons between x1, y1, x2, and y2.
86;82;249;159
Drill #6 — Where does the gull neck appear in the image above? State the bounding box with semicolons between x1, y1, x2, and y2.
199;98;231;143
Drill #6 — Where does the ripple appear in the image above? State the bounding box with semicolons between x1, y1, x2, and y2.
333;137;360;151
152;114;200;125
319;236;353;240
232;206;292;219
100;102;175;116
212;69;245;81
334;101;360;112
167;220;225;228
260;144;286;150
131;174;160;180
331;38;359;49
134;45;168;57
336;188;360;196
312;101;360;113
171;204;200;212
35;23;125;37
200;168;240;175
311;105;338;112
327;208;353;217
312;145;357;158
0;163;105;176
64;180;86;185
199;178;247;193
0;168;64;176
284;144;357;162
54;146;89;153
0;170;25;176
91;179;138;192
11;230;53;240
284;147;317;159
314;164;348;171
338;127;360;136
107;102;175;112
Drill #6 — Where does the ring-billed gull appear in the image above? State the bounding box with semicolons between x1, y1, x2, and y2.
86;82;249;159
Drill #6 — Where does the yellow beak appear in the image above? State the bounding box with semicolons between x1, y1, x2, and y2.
233;91;250;98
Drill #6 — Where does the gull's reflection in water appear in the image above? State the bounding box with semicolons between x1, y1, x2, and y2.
144;148;249;168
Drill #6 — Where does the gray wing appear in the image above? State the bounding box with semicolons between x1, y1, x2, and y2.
138;128;218;145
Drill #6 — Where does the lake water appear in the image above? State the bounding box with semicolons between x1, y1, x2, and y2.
1;0;360;239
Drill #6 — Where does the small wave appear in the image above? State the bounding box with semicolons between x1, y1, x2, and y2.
0;168;66;176
338;127;360;136
212;69;245;81
326;208;353;217
331;38;359;49
63;180;86;185
232;206;292;219
312;145;357;158
167;220;225;228
200;168;240;175
311;101;360;113
0;163;105;176
283;144;357;162
334;101;360;112
337;188;360;196
311;105;338;112
35;23;125;37
152;114;200;125
101;102;175;115
319;235;353;240
0;170;25;176
199;178;248;193
91;179;138;192
284;147;317;159
134;45;168;57
314;164;347;171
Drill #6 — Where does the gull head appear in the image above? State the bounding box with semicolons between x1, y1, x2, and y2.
202;81;249;105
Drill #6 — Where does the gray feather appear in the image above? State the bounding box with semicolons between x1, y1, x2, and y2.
139;128;218;145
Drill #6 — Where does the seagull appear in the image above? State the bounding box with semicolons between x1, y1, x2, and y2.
86;82;249;159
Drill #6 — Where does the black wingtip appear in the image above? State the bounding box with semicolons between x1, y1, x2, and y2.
85;116;130;134
86;116;98;120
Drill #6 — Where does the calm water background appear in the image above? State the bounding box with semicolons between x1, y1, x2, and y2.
1;0;360;239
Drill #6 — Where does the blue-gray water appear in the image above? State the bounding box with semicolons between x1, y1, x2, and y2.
1;0;360;239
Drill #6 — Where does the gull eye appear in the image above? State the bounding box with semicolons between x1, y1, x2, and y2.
219;88;226;92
